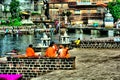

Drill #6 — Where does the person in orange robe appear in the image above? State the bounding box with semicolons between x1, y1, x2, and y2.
51;41;58;54
64;46;70;58
45;42;57;58
58;45;70;58
26;44;38;57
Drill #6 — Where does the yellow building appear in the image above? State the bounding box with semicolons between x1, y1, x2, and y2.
49;0;113;27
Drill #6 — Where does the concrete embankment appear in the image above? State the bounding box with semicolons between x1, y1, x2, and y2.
0;56;76;80
31;48;120;80
0;26;51;35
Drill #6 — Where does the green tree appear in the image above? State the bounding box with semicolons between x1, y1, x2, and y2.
116;0;120;2
62;11;72;23
108;1;120;22
9;0;20;19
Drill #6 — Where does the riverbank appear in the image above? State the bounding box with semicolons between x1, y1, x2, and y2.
0;25;50;35
31;48;120;80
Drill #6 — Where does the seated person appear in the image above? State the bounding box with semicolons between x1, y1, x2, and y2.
51;41;58;54
26;44;39;57
74;38;80;45
58;45;70;58
45;42;57;58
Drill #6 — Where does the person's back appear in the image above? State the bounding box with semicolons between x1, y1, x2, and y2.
53;44;58;54
26;44;35;57
45;47;56;57
64;47;70;58
58;48;65;58
58;45;70;58
45;42;57;58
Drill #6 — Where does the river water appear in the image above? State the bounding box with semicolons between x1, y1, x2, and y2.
0;32;108;56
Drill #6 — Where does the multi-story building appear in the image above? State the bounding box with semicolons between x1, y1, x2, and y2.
49;0;113;26
0;0;114;26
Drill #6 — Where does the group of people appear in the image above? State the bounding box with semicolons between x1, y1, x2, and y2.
9;38;80;58
45;41;70;58
25;41;70;58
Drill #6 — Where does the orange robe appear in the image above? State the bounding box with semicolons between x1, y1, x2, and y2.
59;48;70;58
45;47;56;58
53;44;58;54
26;47;35;57
65;53;70;58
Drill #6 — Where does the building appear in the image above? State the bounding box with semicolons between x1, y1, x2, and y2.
0;0;43;19
0;0;114;26
49;0;113;27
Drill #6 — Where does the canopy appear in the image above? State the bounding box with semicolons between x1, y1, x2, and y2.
20;11;30;15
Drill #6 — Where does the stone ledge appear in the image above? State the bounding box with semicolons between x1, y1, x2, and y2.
0;56;76;79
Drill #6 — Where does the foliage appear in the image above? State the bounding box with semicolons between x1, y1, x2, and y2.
108;1;120;22
31;12;41;16
61;11;72;24
66;11;72;17
62;11;72;17
116;0;120;2
0;18;22;26
0;20;7;25
0;0;22;26
9;0;20;19
9;18;22;26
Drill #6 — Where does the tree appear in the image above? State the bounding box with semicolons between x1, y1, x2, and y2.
62;11;72;23
108;1;120;22
9;0;20;19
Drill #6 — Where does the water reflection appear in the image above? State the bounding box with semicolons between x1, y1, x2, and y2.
0;32;107;56
0;34;35;56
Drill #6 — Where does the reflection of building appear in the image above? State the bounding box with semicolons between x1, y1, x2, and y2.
49;0;113;26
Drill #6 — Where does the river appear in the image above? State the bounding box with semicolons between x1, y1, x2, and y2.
0;32;108;57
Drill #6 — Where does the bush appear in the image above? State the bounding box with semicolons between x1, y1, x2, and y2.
9;18;22;26
0;18;22;26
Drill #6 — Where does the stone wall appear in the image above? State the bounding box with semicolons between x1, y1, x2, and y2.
71;40;120;48
0;57;76;80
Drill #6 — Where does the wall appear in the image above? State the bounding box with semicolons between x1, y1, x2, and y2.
0;57;76;80
71;40;120;48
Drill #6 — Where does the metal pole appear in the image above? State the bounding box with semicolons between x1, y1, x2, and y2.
59;9;61;42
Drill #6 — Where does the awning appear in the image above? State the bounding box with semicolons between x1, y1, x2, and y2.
20;11;30;15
